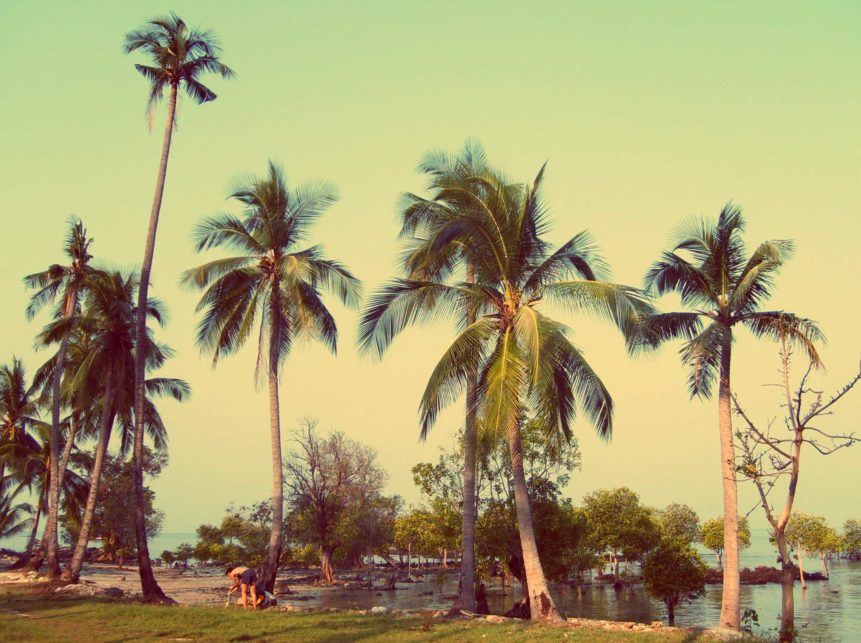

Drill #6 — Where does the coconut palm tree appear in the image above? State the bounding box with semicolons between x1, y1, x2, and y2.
60;270;177;582
360;165;651;621
182;160;362;592
0;485;32;541
23;219;96;576
0;422;88;560
124;13;233;600
0;358;41;491
638;204;823;630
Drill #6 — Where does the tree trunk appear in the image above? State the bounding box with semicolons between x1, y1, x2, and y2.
320;548;335;584
132;82;178;603
407;542;411;578
259;291;285;594
506;420;563;622
26;498;43;555
62;375;114;582
56;414;80;496
798;550;807;590
667;600;676;626
43;294;78;578
775;530;794;641
718;334;740;630
452;262;478;614
442;548;448;569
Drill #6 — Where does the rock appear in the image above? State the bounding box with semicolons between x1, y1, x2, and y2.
650;621;663;628
484;615;506;623
370;606;388;615
102;587;124;598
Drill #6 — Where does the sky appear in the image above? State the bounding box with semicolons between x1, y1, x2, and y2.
1;1;859;536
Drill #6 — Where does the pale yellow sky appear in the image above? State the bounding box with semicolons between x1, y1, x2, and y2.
0;1;858;533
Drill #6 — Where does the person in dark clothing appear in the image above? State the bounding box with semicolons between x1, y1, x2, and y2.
226;564;258;609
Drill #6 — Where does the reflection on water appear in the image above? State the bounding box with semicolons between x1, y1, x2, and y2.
295;561;861;642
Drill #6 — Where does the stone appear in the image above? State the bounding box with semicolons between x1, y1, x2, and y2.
370;606;388;615
650;621;663;628
484;615;506;623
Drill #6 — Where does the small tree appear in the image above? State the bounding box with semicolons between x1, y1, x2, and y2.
161;550;175;567
582;487;660;579
734;343;859;640
700;516;751;569
643;538;708;625
658;503;700;545
174;543;194;566
284;419;387;584
844;519;861;560
785;513;832;589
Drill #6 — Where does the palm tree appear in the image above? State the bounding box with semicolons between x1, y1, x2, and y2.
0;422;89;560
60;270;175;582
23;219;96;576
0;358;41;492
182;160;362;593
360;165;651;621
397;141;494;612
639;204;823;630
0;485;32;541
124;12;233;601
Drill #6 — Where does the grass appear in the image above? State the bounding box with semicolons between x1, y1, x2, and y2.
0;595;718;642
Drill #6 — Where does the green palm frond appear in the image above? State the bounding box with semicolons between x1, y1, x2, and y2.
191;213;266;254
644;251;714;307
524;231;608;292
729;239;794;313
542;280;654;336
418;318;498;440
626;312;704;355
476;329;528;442
358;280;471;359
680;322;729;399
739;312;824;367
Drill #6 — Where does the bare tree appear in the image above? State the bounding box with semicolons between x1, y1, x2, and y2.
284;419;386;584
734;338;860;642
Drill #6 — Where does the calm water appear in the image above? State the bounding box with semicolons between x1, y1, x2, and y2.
4;531;859;640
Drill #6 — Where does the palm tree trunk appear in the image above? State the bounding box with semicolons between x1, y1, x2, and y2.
260;292;285;593
132;83;177;603
452;264;478;614
26;498;43;555
320;547;335;584
56;414;80;495
717;334;740;630
29;294;77;576
775;531;794;642
62;375;114;582
798;550;807;590
506;420;563;622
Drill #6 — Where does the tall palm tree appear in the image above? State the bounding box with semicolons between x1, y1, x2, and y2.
182;160;362;593
124;13;233;601
23;219;96;576
397;141;493;612
639;204;823;630
360;165;651;621
59;271;177;582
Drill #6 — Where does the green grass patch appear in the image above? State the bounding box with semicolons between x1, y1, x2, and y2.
0;596;713;642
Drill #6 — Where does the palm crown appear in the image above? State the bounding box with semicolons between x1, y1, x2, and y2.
124;12;235;121
182;161;363;375
360;164;653;442
641;204;824;397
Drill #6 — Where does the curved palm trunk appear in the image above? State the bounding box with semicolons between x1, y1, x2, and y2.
260;294;285;593
62;375;114;582
506;421;563;622
132;83;177;603
25;498;43;555
452;263;477;614
56;414;80;496
718;336;740;630
30;293;78;576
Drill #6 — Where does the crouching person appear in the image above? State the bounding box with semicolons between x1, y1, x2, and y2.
226;564;258;609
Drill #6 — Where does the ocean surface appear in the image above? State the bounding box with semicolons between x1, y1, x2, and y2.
3;529;858;641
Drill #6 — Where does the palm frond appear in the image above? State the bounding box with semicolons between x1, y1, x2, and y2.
680;321;729;399
739;312;824;367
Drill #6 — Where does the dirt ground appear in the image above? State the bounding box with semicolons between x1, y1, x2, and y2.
0;558;332;606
